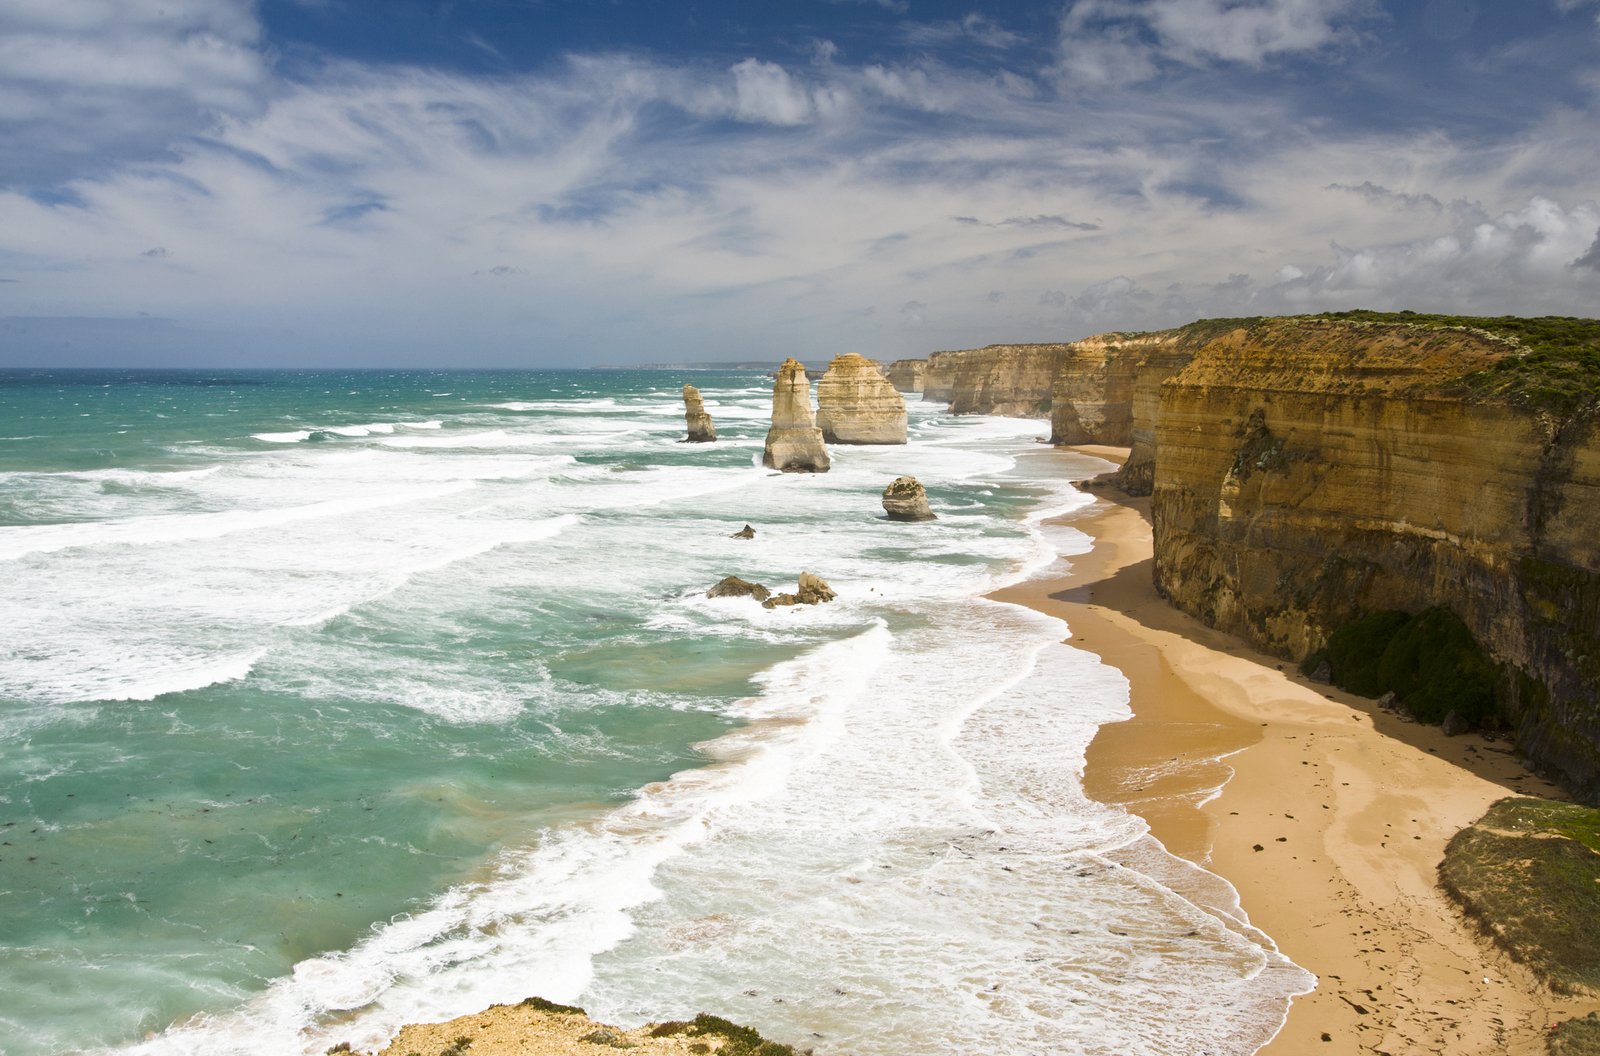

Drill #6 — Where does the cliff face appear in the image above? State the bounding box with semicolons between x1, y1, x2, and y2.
815;353;907;444
763;358;830;472
1147;318;1600;794
922;343;1070;416
887;358;926;393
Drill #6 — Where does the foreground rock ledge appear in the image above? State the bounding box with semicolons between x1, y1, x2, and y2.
368;998;805;1056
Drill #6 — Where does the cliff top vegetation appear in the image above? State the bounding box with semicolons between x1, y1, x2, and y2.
1310;310;1600;412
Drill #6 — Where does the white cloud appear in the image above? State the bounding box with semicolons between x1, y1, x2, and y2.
730;59;817;125
0;32;1596;363
1056;0;1371;85
0;0;271;183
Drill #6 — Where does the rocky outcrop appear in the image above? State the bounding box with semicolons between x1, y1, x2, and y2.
887;359;927;393
815;353;908;444
762;571;837;609
1146;316;1600;795
922;343;1070;416
882;476;936;521
762;359;830;472
707;575;769;601
730;524;756;539
682;384;715;442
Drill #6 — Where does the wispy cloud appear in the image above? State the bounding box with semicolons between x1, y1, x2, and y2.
0;0;272;184
1055;0;1373;85
0;4;1596;364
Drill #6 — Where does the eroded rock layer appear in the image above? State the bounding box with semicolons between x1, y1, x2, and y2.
815;352;908;444
1146;317;1600;794
762;358;830;472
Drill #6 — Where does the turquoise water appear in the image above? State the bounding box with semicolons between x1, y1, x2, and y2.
0;369;1310;1056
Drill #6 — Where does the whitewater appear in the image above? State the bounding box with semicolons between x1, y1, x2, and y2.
0;368;1310;1056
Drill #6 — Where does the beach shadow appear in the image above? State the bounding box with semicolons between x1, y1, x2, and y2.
1049;491;1562;800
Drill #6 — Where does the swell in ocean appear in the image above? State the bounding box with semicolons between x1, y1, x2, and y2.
0;370;1310;1056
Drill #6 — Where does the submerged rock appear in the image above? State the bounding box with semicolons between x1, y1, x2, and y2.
707;576;770;601
762;359;830;472
731;524;756;539
682;384;716;442
882;476;936;521
761;571;837;609
815;352;908;445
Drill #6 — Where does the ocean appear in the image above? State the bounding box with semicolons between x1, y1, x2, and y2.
0;368;1311;1056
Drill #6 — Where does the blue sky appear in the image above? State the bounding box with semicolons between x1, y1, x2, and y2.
1;0;1597;366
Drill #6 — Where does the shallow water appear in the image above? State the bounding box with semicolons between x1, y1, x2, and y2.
0;368;1310;1056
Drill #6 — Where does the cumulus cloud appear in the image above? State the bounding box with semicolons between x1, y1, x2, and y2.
0;0;271;185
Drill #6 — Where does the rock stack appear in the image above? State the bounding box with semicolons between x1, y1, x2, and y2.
882;476;936;521
762;359;830;472
682;384;716;442
815;353;908;445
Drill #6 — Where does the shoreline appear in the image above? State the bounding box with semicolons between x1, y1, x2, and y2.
993;445;1598;1055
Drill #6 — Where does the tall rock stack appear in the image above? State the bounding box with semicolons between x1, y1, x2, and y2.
762;359;830;472
682;384;716;442
815;353;908;445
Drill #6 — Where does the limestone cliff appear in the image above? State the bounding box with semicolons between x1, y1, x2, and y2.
922;343;1069;416
1144;315;1600;795
815;353;908;444
887;358;926;393
681;384;715;442
762;358;830;472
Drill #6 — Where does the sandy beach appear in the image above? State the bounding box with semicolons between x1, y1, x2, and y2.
992;445;1600;1055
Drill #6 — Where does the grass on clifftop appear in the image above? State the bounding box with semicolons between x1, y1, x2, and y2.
1312;310;1600;411
1441;797;1600;995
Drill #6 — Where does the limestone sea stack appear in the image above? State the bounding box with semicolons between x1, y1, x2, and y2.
882;476;936;521
682;384;716;442
762;358;830;472
815;353;908;445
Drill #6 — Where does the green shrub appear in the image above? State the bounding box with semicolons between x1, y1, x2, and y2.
1324;610;1409;696
1321;607;1499;726
1442;798;1600;995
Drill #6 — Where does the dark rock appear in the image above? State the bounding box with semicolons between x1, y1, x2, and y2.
1442;709;1471;737
1377;691;1398;711
707;576;770;601
731;524;756;539
1306;659;1333;684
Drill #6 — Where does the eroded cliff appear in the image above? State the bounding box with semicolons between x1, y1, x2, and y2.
922;343;1069;416
1143;315;1600;794
887;358;926;394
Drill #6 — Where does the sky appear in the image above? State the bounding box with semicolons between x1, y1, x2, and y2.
0;0;1597;367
